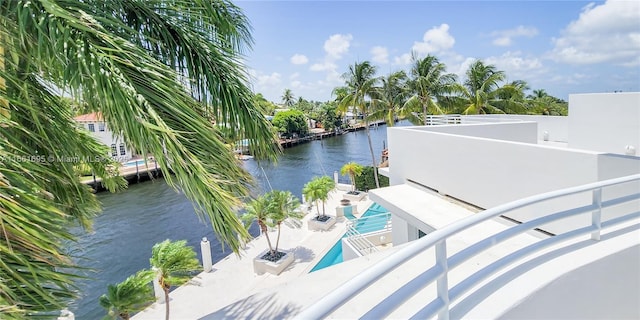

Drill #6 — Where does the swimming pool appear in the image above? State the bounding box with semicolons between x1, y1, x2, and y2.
309;203;389;272
124;160;149;167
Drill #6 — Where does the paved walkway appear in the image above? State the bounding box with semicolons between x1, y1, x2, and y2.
133;184;374;320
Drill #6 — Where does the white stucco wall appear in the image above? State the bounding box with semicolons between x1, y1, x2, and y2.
77;121;133;161
568;92;640;155
463;115;569;142
409;121;538;144
387;122;639;234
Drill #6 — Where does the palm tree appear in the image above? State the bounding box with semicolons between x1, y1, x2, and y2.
337;61;381;188
369;71;408;126
402;54;457;124
267;190;302;254
242;194;277;254
1;0;278;315
150;240;201;320
452;60;507;114
303;176;335;217
99;270;156;320
341;162;364;192
282;88;295;107
493;80;530;114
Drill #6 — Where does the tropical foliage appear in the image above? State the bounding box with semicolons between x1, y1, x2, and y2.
0;0;278;315
272;109;309;138
336;61;381;188
242;190;302;257
340;162;364;192
450;60;508;114
267;190;303;254
403;54;457;123
355;166;390;192
370;71;408;126
150;240;201;320
281;88;295;107
99;270;155;320
302;176;336;216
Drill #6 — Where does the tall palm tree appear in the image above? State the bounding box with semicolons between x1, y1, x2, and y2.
402;54;457;124
0;0;278;316
369;70;408;126
282;88;295;107
341;162;364;192
452;60;507;114
99;270;156;320
337;61;381;188
150;240;201;320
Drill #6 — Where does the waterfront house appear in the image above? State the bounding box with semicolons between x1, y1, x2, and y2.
74;112;133;162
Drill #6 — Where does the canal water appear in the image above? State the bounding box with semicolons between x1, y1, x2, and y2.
67;123;403;319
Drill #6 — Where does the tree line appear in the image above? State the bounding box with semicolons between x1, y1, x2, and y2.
258;56;567;138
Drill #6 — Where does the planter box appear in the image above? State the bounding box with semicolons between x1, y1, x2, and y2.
343;191;366;202
253;250;294;275
307;216;336;231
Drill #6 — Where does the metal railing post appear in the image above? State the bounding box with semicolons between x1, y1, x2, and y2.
436;240;450;320
591;188;602;240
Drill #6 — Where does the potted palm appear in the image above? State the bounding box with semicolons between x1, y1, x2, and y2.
303;176;337;231
243;190;302;275
340;162;366;201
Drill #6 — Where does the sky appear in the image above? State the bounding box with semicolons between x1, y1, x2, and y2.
236;0;640;103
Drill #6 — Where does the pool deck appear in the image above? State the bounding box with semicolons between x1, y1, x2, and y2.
132;184;375;320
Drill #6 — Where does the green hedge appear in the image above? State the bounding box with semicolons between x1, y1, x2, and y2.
355;166;389;191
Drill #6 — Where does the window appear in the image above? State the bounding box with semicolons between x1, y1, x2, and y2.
98;122;105;132
88;123;95;132
119;143;126;156
111;144;117;156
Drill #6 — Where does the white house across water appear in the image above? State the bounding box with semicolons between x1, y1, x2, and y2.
74;112;133;162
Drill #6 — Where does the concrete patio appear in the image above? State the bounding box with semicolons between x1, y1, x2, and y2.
132;185;374;320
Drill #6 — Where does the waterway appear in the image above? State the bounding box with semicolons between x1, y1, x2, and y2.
66;123;403;319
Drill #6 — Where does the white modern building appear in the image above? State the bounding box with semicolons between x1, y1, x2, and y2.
74;112;133;162
299;92;639;319
292;92;639;319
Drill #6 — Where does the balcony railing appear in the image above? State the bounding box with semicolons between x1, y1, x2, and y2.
295;174;640;320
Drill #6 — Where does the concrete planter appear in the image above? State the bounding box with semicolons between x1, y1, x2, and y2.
343;191;366;202
307;216;336;231
252;249;294;275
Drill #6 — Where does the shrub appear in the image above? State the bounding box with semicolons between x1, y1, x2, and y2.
355;166;389;191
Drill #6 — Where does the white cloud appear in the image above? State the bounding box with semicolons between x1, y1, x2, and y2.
290;72;300;80
290;54;309;65
310;61;337;72
393;53;412;66
486;51;545;79
371;46;389;64
248;69;282;87
448;57;477;80
393;24;456;66
491;26;538;47
550;0;640;65
412;24;456;55
291;80;302;88
324;34;353;59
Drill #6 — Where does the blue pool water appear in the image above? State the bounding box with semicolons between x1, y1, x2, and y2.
310;203;389;272
124;160;150;167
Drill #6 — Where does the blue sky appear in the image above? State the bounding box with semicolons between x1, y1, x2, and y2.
237;1;640;103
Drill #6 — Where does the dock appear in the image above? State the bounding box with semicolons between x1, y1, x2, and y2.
81;161;164;192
